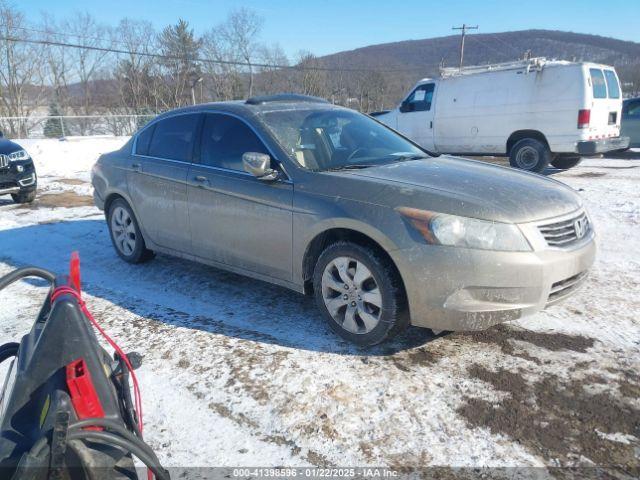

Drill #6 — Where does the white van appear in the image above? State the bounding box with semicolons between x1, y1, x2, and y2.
373;58;629;172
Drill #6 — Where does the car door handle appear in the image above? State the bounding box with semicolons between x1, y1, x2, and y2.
195;175;207;182
131;162;142;172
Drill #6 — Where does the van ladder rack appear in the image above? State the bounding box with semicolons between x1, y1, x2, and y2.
440;57;548;78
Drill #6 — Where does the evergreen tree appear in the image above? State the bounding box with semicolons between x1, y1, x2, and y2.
43;102;66;138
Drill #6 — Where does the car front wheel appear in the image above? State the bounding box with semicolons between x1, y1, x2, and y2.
313;242;408;346
107;198;154;263
11;190;36;204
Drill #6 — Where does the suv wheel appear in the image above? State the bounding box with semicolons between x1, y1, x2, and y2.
107;198;154;263
11;190;36;204
551;156;582;170
313;242;408;346
509;138;551;173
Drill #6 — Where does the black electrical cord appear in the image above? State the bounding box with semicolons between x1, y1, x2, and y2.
68;418;160;465
0;267;55;291
0;342;19;364
66;430;170;480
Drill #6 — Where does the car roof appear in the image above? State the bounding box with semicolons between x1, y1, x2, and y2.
154;94;345;121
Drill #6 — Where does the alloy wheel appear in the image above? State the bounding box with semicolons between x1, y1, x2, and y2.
321;256;383;334
110;206;137;256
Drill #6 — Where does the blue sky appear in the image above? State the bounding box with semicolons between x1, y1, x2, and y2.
16;0;640;58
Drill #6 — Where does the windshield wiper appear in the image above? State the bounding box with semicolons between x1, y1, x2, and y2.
322;164;379;172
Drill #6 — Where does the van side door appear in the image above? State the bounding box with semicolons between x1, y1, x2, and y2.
396;82;437;151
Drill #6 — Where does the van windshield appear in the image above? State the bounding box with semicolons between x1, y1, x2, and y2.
603;70;621;99
260;108;427;172
590;68;607;99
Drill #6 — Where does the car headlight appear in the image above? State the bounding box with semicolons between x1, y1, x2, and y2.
8;149;29;161
397;207;531;252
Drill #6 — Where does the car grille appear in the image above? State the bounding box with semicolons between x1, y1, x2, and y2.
538;211;591;247
547;271;589;304
0;154;8;169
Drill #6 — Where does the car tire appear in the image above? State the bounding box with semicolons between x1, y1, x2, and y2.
509;138;552;173
313;241;409;346
107;198;155;264
11;190;36;204
551;156;583;170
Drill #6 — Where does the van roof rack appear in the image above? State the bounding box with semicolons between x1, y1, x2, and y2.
439;57;549;78
246;94;330;105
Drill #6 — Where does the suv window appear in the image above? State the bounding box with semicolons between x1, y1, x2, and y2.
603;70;620;99
135;124;155;156
590;68;607;99
404;83;435;112
625;100;640;118
148;114;200;162
200;113;269;171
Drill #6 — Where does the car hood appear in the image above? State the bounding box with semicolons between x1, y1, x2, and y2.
0;139;23;155
313;156;583;224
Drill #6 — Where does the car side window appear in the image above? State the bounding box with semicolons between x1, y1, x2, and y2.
135;124;155;156
404;84;435;112
148;114;200;162
200;113;269;171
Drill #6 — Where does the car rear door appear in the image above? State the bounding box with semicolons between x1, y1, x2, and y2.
587;67;622;139
396;82;437;151
187;112;294;282
128;113;201;252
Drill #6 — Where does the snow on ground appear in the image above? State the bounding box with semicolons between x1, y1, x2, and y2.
0;138;638;475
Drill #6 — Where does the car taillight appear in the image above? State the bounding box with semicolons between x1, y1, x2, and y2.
578;109;591;129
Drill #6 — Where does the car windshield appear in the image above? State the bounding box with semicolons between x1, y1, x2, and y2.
259;108;427;171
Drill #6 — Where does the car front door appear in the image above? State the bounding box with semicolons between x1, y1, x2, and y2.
396;82;436;151
128;113;201;252
187;112;294;282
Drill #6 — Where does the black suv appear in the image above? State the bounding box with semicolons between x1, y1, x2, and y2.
0;132;37;204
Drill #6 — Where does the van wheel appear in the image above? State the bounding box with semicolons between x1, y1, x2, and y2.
551;156;582;170
107;198;155;264
509;138;551;173
313;242;409;346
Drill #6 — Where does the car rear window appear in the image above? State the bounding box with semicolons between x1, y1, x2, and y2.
603;70;621;99
590;68;607;99
148;114;200;162
135;124;155;156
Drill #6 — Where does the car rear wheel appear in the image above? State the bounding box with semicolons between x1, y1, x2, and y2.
313;242;408;346
509;138;551;173
11;190;36;204
107;198;154;264
551;156;582;170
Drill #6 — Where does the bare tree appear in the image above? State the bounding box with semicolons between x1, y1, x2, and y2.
63;12;113;134
0;1;46;137
113;19;157;114
201;26;243;101
219;8;264;97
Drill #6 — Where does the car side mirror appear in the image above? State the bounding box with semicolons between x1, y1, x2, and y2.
399;101;413;113
242;152;279;181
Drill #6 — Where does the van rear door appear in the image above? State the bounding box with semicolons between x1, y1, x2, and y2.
585;67;622;140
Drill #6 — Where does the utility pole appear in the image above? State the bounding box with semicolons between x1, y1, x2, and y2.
452;23;478;70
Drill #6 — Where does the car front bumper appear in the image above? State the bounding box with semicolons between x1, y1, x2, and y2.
391;233;596;332
576;136;630;155
0;161;37;196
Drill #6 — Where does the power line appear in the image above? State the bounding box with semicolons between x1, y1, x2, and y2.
0;34;442;74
